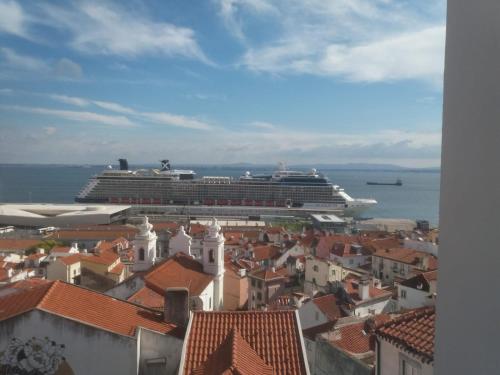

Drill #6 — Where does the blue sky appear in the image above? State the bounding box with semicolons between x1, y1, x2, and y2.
0;0;446;167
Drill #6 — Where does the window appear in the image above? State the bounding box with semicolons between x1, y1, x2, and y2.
73;269;77;276
312;277;316;284
349;259;354;265
257;292;262;301
313;265;319;272
251;278;256;287
257;280;262;288
209;249;215;263
400;355;421;375
400;289;407;299
209;297;212;309
331;269;335;276
139;247;145;261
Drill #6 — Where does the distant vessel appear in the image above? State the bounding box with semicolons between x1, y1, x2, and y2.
75;159;377;217
366;178;402;186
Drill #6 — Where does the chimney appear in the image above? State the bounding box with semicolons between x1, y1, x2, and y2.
422;255;430;270
71;242;79;251
359;277;370;301
164;287;190;327
36;248;45;255
238;268;246;277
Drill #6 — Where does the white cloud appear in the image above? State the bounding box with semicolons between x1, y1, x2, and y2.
220;0;446;84
49;94;89;107
143;112;213;130
92;100;136;115
249;121;277;130
317;26;445;83
2;105;135;127
0;0;29;38
37;2;211;63
53;58;83;79
43;126;57;135
0;47;47;71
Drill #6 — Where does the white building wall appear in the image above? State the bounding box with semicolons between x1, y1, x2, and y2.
197;282;215;311
275;246;304;268
397;285;435;310
139;327;183;375
0;310;138;375
352;299;391;317
330;254;370;268
298;301;328;330
404;239;438;257
378;338;433;375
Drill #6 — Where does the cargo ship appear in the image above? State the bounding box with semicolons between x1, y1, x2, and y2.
366;178;403;186
75;159;377;217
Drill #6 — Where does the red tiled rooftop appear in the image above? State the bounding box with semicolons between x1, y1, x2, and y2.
59;253;81;266
109;262;125;275
376;307;435;363
0;239;41;251
343;278;392;303
51;246;72;253
0;280;177;337
373;247;438;269
330;315;392;355
192;328;274;375
312;294;345;322
184;311;308;375
128;286;164;310
80;250;119;266
144;253;213;296
249;266;287;281
251;245;281;262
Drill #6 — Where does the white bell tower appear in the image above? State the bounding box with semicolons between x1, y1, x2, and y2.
202;218;225;310
133;216;157;272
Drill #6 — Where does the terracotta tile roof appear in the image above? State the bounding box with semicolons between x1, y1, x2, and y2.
48;228;137;241
51;246;72;253
373;247;438;270
265;226;283;235
184;311;308;375
343;278;392;303
192;328;274;375
376;307;435;363
109;262;125;275
189;223;206;236
249;266;287;281
251;245;281;262
0;239;40;251
80;250;119;266
128;286;164;310
330;315;392;355
0;280;177;337
59;253;81;266
312;294;345;322
144;253;213;296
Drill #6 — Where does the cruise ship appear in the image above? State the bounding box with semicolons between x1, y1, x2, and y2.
75;159;377;217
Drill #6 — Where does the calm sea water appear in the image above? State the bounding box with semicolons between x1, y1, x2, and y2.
0;164;440;225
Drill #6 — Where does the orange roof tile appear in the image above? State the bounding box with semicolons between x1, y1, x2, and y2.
128;286;164;310
192;328;274;375
343;278;392;303
376;307;435;363
144;253;213;296
59;253;81;266
0;280;177;337
80;250;119;266
312;294;346;322
330;315;392;355
249;266;287;281
51;246;72;253
184;311;307;375
109;262;125;275
0;239;41;251
251;245;281;262
373;247;438;269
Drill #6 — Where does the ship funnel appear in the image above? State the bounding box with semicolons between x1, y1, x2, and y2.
160;159;171;171
118;158;129;171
